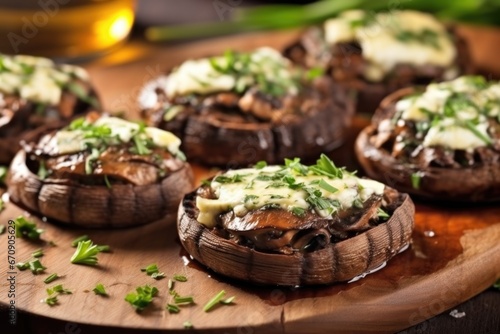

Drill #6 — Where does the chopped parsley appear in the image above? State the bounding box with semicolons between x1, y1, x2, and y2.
71;235;90;247
93;283;108;296
141;264;165;280
395;28;441;49
70;240;101;266
32;249;44;258
254;161;267;169
208;49;301;97
124;285;159;312
0;165;8;184
411;173;422;190
173;274;188;282
377;208;390;220
203;290;235;312
14;216;44;240
43;273;60;284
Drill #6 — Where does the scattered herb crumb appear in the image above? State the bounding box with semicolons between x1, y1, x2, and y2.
71;235;90;247
411;172;422;190
203;290;235;312
43;273;59;284
29;259;46;275
70;240;101;266
141;263;166;280
183;320;193;329
125;285;159;312
93;283;108;296
14;216;44;240
32;249;44;258
0;225;5;235
166;303;180;314
173;274;187;282
44;295;58;307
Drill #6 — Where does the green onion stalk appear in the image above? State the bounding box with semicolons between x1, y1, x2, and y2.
146;0;500;42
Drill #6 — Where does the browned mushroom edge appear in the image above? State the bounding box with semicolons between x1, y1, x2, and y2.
177;160;414;286
284;24;473;115
0;60;101;165
6;115;194;228
140;50;355;167
355;83;500;202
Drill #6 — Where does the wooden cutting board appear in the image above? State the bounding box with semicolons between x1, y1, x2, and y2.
1;26;500;334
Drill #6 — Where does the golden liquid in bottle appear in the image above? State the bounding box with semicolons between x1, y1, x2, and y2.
0;0;135;60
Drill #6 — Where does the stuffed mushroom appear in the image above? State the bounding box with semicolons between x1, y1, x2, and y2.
140;47;354;167
7;113;193;227
0;54;100;164
355;75;500;202
178;155;414;286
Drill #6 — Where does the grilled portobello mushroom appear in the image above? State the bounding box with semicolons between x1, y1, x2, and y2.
0;54;100;165
355;75;500;202
140;47;354;167
284;10;473;114
178;155;414;286
7;113;193;227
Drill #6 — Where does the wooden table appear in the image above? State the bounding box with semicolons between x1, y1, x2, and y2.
1;25;500;334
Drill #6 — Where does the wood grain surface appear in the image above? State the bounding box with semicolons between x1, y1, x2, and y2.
0;26;500;334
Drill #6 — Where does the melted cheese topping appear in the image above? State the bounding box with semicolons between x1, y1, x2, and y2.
196;165;385;227
395;76;499;150
55;116;181;155
0;54;90;105
324;10;456;82
165;47;297;98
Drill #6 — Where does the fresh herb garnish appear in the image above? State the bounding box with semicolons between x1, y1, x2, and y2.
254;161;267;169
166;303;180;313
291;207;306;217
125;285;159;312
43;273;59;284
37;161;49;180
411;173;422;190
214;174;245;184
395;28;440;49
203;290;235;312
377;208;390;219
208;49;300;97
318;179;338;194
0;165;8;184
71;235;90;247
14;216;44;240
28;258;45;274
309;154;343;179
93;283;108;296
141;264;165;280
32;249;44;258
44;295;58;306
174;295;195;305
49;284;72;295
183;321;194;329
70;240;101;266
203;290;226;312
173;274;188;282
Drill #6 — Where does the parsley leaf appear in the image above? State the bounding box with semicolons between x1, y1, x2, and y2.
125;285;159;312
14;216;44;240
70;240;101;266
